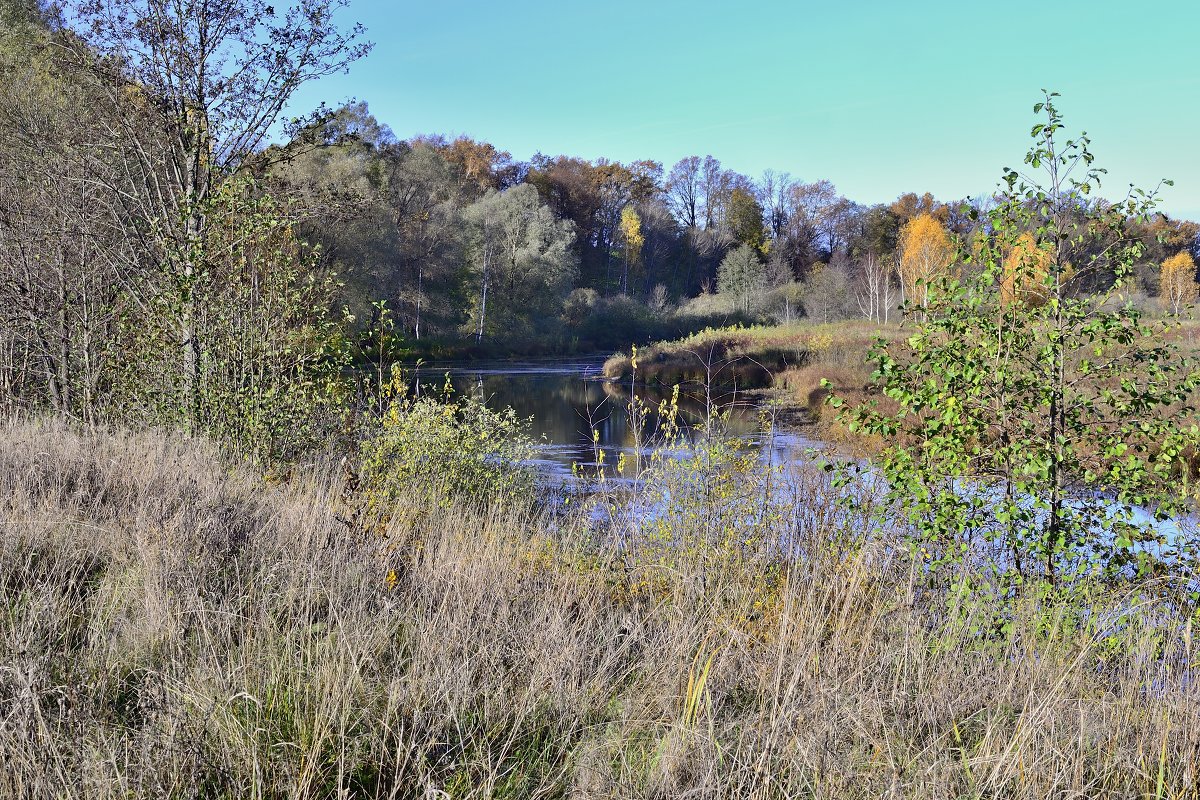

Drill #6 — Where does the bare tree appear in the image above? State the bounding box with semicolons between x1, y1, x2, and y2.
700;155;728;230
853;251;897;324
757;169;795;241
665;156;701;228
0;12;133;417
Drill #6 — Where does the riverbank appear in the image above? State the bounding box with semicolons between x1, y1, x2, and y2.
3;418;1197;798
602;321;904;446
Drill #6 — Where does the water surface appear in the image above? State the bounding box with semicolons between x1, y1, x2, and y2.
412;359;819;482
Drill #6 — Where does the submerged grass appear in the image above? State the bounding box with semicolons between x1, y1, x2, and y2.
1;417;1199;798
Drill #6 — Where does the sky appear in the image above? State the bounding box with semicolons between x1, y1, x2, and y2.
288;0;1200;220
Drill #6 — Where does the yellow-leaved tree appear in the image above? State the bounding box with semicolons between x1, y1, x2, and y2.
1159;251;1198;315
1001;232;1053;308
618;205;644;294
897;213;955;312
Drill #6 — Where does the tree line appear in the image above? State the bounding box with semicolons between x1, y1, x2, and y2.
271;106;1200;345
2;0;1199;461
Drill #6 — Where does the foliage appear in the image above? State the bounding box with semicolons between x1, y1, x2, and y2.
1000;232;1053;308
835;94;1200;590
897;212;955;309
727;187;767;252
114;179;350;464
716;244;767;314
463;184;579;344
618;205;644;294
1159;250;1198;315
358;366;537;515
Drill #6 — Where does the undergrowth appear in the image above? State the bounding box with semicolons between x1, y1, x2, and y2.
1;418;1198;798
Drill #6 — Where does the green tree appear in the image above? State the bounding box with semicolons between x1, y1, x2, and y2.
68;0;370;427
112;179;349;465
463;184;578;344
728;187;767;253
717;244;767;314
837;93;1200;589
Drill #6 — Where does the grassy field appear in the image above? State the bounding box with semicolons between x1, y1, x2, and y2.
2;418;1198;798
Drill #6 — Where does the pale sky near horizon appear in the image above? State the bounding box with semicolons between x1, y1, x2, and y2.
287;0;1200;220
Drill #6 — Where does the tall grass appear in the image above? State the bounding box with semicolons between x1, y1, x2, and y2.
1;417;1198;798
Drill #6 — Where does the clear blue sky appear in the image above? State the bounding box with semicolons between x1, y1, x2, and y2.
290;0;1200;219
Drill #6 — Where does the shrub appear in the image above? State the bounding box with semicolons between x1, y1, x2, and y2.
358;368;537;518
835;94;1200;590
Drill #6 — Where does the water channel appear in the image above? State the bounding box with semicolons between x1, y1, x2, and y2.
409;359;1195;560
412;358;821;483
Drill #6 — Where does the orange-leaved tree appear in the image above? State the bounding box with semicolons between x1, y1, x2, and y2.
1001;232;1053;308
1159;251;1198;315
897;212;955;312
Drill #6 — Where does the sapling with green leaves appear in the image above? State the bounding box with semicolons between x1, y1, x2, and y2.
831;93;1200;591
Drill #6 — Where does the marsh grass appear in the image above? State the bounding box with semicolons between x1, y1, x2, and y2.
1;417;1198;798
601;323;882;388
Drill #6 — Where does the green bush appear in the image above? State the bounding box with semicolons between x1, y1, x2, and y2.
359;369;537;516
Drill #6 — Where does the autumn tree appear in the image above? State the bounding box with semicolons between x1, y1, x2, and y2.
618;205;644;294
727;187;767;253
890;191;948;226
416;134;520;196
1001;232;1053;308
632;200;683;296
1160;251;1198;315
526;155;640;291
897;213;955;310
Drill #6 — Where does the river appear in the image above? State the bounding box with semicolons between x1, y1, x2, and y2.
412;358;821;483
409;359;1195;563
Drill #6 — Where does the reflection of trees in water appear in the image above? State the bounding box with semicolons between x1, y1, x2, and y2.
412;369;764;464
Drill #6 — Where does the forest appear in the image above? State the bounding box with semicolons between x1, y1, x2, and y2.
5;0;1199;400
5;0;1200;796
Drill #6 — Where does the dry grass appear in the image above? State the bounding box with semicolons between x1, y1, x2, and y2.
602;321;897;396
1;417;1199;798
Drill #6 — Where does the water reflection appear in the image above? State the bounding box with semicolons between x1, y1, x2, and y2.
411;360;816;481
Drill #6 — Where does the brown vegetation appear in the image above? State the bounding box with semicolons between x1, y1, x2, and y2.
603;322;892;391
2;418;1198;798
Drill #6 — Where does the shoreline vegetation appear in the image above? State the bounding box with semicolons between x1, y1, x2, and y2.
3;418;1199;798
601;321;899;425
